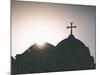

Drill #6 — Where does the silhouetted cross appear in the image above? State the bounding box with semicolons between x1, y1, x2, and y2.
67;22;77;34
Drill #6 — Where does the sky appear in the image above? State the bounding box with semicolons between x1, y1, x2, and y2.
12;0;96;61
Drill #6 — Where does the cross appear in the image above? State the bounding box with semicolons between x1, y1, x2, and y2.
67;22;77;34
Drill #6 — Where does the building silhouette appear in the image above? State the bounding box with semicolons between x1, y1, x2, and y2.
11;22;95;74
56;34;95;68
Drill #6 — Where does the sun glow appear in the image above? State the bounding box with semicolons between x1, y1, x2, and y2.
36;42;46;48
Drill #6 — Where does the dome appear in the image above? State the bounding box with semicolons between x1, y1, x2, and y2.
56;34;93;66
56;34;91;59
16;42;56;60
56;34;86;50
29;42;55;51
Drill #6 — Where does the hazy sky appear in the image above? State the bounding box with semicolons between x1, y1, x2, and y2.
12;0;96;61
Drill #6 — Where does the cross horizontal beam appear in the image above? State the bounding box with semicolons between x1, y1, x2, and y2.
67;26;77;29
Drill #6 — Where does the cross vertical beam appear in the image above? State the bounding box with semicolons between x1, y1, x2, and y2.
70;22;73;34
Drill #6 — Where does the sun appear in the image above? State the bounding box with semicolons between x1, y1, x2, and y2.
36;41;45;46
36;41;46;48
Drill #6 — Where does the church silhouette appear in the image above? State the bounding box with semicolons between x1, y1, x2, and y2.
11;22;95;74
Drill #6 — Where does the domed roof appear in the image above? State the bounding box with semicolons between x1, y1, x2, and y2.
56;34;94;66
56;34;86;50
29;42;55;50
21;42;56;57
